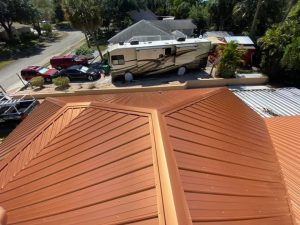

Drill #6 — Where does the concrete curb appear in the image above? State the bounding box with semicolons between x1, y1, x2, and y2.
13;76;268;100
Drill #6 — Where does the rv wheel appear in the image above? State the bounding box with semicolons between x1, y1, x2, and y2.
178;67;186;76
124;72;133;82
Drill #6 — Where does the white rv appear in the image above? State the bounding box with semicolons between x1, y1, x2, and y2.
107;38;211;81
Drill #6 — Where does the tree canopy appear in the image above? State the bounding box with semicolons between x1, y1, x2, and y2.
258;1;300;84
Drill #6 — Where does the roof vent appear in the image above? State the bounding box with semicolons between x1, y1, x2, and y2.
177;37;186;42
130;40;139;45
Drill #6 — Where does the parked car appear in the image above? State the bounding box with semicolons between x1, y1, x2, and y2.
59;65;101;81
21;66;58;83
88;62;110;74
50;55;88;69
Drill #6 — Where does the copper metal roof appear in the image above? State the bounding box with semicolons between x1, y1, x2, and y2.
0;99;64;160
266;116;300;225
0;88;296;225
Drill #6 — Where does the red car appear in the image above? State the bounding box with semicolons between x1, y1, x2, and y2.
21;66;59;83
50;55;88;69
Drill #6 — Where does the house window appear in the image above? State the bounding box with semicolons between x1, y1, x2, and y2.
165;48;172;56
111;55;125;65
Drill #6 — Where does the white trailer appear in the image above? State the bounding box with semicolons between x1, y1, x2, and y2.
107;38;211;81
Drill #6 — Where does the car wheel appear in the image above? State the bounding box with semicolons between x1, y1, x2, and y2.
44;77;52;83
87;75;95;81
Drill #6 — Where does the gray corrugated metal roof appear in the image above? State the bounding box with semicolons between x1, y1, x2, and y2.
225;36;254;45
232;88;300;118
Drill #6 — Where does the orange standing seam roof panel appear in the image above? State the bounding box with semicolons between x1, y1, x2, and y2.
164;90;294;225
0;107;160;225
267;116;300;225
0;88;296;225
0;100;63;160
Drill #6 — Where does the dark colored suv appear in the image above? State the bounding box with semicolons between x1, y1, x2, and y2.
50;55;88;69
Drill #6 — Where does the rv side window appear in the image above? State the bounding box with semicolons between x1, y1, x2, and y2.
165;48;172;56
111;55;125;65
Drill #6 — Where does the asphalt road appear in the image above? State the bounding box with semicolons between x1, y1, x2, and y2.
0;30;84;92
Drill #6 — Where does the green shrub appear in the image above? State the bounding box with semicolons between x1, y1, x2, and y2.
42;23;52;35
53;77;70;89
30;76;44;88
75;45;94;56
217;42;245;78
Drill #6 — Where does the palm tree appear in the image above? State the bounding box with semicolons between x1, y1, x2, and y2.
250;0;263;38
63;0;103;60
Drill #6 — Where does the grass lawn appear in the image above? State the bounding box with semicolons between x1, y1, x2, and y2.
0;59;15;69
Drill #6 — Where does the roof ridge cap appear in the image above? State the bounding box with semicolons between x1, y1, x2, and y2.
150;110;193;225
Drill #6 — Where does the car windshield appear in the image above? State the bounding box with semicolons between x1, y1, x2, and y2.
80;66;89;73
38;68;49;74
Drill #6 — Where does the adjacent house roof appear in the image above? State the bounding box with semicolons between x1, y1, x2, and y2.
266;116;300;225
149;19;197;32
206;36;226;45
129;8;158;22
203;31;232;38
108;20;171;44
0;88;297;225
224;36;254;45
108;19;197;44
233;88;300;118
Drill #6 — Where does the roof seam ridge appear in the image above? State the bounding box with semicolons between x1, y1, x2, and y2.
150;110;193;225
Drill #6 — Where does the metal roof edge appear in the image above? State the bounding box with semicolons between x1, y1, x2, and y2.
150;109;193;225
46;97;68;107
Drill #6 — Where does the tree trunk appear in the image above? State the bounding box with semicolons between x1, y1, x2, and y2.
0;22;15;43
92;32;103;61
250;0;263;38
33;23;42;36
84;32;91;48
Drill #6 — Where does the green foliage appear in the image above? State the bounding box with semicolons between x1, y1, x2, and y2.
53;76;70;88
258;1;300;84
30;76;45;88
281;37;300;71
0;0;34;42
287;0;300;18
217;42;245;78
258;19;300;74
75;45;94;55
30;0;55;21
42;23;52;35
189;4;208;29
53;0;64;22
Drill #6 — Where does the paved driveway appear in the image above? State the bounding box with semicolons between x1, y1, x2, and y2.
0;30;84;91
